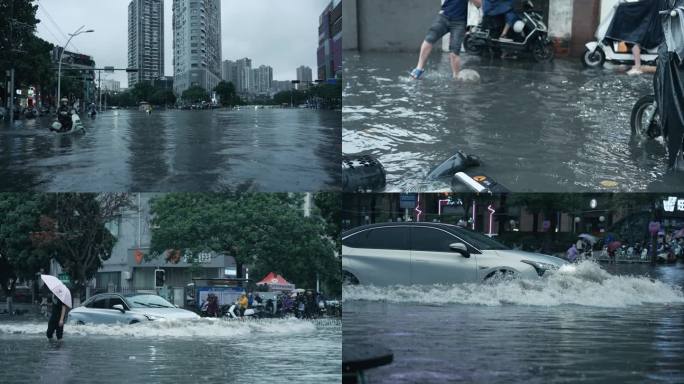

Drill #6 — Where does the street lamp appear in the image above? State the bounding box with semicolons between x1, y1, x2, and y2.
57;26;94;107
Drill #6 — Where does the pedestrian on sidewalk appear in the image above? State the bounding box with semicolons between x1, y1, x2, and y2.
47;294;68;341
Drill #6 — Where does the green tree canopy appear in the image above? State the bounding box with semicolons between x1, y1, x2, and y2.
0;194;49;294
213;81;240;106
181;85;209;103
149;193;341;296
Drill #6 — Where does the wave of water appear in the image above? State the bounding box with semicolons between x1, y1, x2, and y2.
343;261;684;308
0;318;337;339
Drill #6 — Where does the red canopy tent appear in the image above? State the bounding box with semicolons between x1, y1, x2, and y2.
256;272;295;291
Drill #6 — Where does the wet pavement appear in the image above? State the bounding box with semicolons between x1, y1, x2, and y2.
0;108;341;192
343;262;684;383
0;318;341;383
343;52;684;192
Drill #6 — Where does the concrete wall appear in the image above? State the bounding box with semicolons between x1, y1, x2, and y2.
548;0;574;51
345;0;441;52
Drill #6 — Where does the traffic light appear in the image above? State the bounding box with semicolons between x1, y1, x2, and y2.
154;269;165;288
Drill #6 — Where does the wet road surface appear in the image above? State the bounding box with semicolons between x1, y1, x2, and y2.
0;108;341;192
343;52;684;192
0;318;341;383
343;262;684;384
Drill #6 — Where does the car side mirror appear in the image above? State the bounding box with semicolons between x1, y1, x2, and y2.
112;304;125;313
450;242;470;258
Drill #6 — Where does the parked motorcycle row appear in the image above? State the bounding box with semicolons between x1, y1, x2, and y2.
465;1;684;171
199;292;342;320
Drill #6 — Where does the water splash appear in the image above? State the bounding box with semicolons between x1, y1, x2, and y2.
0;318;328;339
343;261;684;308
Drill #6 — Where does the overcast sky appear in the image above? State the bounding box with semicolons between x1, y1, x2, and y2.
35;0;328;87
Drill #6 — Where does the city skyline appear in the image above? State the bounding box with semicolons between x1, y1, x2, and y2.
34;0;328;88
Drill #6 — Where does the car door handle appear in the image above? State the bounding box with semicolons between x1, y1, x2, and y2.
414;259;428;262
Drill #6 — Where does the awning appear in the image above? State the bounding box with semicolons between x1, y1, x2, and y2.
256;272;295;291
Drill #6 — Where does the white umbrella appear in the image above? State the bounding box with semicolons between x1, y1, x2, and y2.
40;274;73;308
578;234;598;244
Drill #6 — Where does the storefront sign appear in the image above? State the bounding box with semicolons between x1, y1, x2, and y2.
58;273;70;283
663;197;684;213
399;194;417;209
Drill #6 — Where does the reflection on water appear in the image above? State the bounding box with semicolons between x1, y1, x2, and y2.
0;109;341;192
0;319;341;383
343;52;684;192
343;263;684;383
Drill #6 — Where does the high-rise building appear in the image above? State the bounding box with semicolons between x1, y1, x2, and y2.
253;65;273;95
128;0;165;88
222;60;238;86
271;80;294;95
101;79;122;93
296;65;313;90
317;0;342;80
172;0;222;95
296;66;313;83
235;57;252;94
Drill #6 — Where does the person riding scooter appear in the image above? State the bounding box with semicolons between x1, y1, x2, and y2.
56;98;73;132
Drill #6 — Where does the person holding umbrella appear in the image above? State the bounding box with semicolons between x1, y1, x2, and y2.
41;275;72;341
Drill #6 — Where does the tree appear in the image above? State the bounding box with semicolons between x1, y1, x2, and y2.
213;81;239;106
0;193;50;294
149;193;341;296
131;81;155;103
150;89;176;106
29;194;132;303
181;85;209;103
0;1;55;103
313;193;341;252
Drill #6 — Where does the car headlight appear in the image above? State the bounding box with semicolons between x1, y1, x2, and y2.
520;260;560;276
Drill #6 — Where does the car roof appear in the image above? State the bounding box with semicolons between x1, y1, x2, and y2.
342;222;463;237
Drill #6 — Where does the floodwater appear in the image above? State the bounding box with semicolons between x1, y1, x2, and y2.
0;108;341;192
342;52;684;192
0;318;341;383
343;262;684;384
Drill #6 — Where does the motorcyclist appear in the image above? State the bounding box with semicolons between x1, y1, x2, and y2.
56;98;72;132
89;102;97;117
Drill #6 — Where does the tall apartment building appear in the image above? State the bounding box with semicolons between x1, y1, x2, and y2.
222;60;238;86
252;65;273;95
128;0;165;88
317;0;342;80
172;0;222;95
235;57;252;95
296;65;313;90
101;79;122;93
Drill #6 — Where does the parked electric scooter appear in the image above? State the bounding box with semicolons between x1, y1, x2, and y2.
630;4;684;169
583;1;659;68
464;1;554;62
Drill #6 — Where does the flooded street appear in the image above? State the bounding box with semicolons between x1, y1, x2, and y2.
0;318;341;383
0;109;341;192
343;52;684;192
343;262;684;384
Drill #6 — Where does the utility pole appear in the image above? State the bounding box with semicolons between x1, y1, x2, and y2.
8;0;15;126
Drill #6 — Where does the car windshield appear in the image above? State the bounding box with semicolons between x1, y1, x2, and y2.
452;227;509;250
127;295;175;308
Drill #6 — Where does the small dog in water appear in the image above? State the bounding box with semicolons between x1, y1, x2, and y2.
456;69;481;83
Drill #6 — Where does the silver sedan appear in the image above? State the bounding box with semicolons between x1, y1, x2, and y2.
342;222;568;286
68;293;200;325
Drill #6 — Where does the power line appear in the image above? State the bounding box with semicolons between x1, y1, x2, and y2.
36;0;82;53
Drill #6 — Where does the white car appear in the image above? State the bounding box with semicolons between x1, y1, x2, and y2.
68;293;200;325
342;222;568;286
